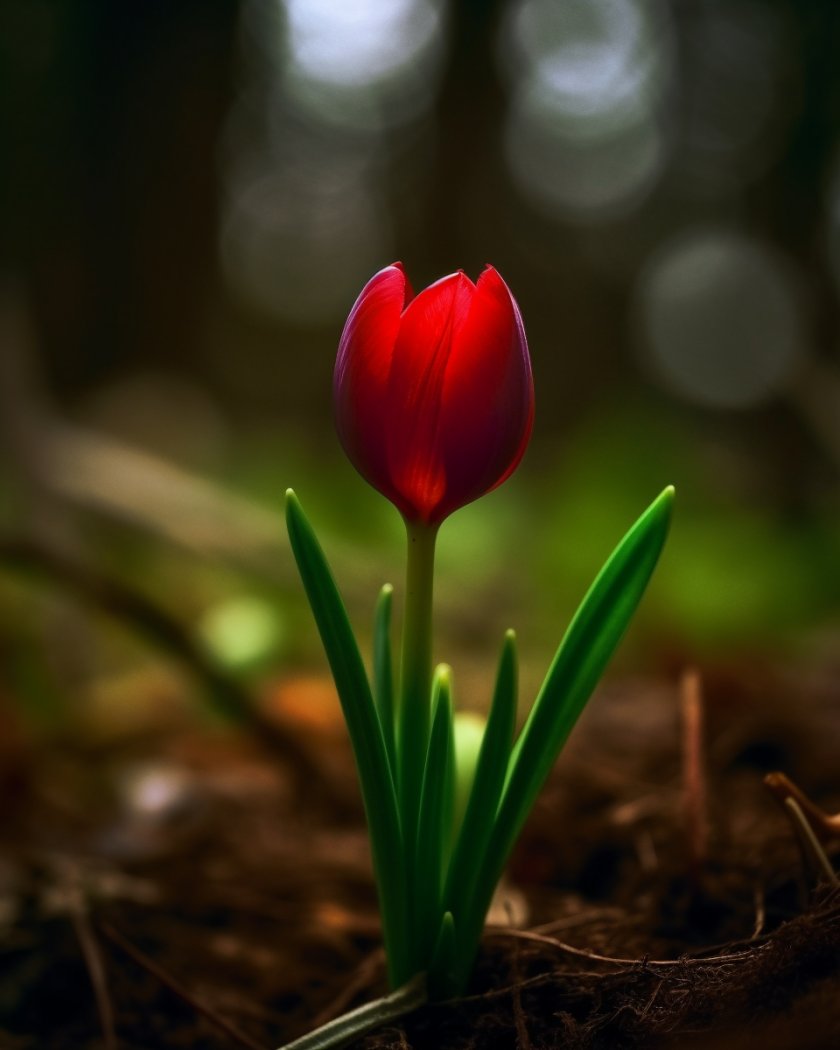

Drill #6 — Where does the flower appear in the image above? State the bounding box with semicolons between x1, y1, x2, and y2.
334;263;534;526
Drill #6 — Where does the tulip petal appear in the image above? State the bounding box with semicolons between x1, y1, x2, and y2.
385;272;475;521
334;263;534;525
435;266;534;520
334;264;410;500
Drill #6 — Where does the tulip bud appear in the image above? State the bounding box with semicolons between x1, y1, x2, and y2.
334;263;534;526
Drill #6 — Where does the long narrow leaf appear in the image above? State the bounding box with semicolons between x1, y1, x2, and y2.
443;630;517;931
413;666;454;967
427;911;457;1002
453;486;674;988
373;584;397;775
275;974;427;1050
285;490;409;985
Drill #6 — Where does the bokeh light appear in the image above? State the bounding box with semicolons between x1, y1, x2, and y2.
218;0;446;324
635;229;807;409
2;0;839;715
283;0;444;131
501;0;673;221
220;143;392;324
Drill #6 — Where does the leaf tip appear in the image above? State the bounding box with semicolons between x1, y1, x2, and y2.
284;488;301;518
434;662;453;687
651;485;676;527
284;490;305;539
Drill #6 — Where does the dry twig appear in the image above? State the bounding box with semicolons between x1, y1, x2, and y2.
680;668;708;881
0;535;329;797
101;922;270;1050
71;907;118;1050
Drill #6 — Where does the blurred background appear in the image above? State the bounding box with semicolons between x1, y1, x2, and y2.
1;0;839;745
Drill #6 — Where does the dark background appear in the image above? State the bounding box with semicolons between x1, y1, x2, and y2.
1;0;839;724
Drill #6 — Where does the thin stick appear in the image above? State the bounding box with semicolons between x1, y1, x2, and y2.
71;909;118;1050
488;927;761;969
638;978;664;1021
784;797;839;887
511;966;532;1050
680;668;708;882
100;923;270;1050
752;884;766;940
765;771;840;839
764;772;840;888
506;900;532;1050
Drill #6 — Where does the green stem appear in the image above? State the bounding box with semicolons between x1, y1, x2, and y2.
398;521;438;809
397;519;438;965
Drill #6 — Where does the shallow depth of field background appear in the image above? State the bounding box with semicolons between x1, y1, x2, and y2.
1;0;839;740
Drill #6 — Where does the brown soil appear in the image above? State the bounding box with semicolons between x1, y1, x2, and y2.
2;660;840;1049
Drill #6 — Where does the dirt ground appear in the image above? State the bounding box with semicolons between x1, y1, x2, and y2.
2;657;839;1049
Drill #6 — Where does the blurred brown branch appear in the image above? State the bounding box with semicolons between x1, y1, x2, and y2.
0;533;327;793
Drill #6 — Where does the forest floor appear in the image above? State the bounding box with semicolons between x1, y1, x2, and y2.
2;658;840;1049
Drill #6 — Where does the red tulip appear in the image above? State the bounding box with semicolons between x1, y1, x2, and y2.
334;263;534;526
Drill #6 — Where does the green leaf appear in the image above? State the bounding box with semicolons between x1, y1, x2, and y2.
427;911;458;1002
373;584;397;775
449;712;486;845
443;630;517;933
275;973;427;1050
285;490;409;986
413;666;455;966
453;486;674;989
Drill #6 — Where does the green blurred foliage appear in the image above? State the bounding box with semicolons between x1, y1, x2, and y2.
1;393;838;738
